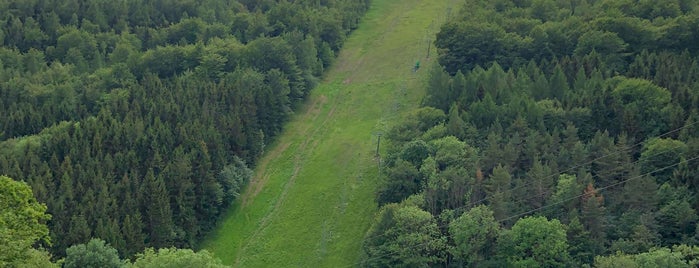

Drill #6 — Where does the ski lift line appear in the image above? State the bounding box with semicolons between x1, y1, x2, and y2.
346;0;699;255
350;155;699;268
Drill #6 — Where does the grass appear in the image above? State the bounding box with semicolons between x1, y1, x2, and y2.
200;0;455;266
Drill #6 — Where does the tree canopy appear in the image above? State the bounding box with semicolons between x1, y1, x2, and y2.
0;0;370;258
129;248;229;268
0;175;52;267
64;239;123;268
363;0;699;266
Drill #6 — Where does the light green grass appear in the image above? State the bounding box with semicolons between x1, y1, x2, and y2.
200;0;455;266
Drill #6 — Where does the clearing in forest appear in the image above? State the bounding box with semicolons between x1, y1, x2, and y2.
201;0;454;266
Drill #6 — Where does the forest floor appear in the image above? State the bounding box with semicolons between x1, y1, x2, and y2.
201;0;454;266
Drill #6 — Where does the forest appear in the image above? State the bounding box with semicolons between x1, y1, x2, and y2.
363;0;699;267
0;0;370;264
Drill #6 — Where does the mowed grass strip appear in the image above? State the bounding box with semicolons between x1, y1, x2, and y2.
201;0;453;266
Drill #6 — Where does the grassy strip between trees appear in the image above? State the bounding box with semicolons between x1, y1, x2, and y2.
200;0;454;266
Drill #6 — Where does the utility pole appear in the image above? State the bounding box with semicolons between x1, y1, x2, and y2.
427;20;434;59
372;131;384;171
426;38;431;59
375;133;382;157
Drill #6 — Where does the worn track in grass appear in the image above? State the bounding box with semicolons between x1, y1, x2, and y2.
201;0;453;266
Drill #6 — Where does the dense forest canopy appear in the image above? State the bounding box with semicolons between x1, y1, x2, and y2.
363;0;699;267
0;0;370;260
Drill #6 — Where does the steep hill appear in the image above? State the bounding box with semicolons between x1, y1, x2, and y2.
201;0;456;266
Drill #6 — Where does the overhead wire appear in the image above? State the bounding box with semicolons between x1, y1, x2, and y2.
351;155;699;267
468;119;699;216
356;118;699;254
343;0;699;265
498;154;699;223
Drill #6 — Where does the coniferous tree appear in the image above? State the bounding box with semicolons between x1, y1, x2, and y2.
485;165;513;222
142;169;174;248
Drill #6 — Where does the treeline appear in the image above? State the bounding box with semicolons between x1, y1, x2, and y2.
1;175;227;267
435;0;699;74
362;0;699;267
0;0;370;259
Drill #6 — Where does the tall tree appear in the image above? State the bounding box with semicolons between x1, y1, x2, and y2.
499;216;571;267
142;169;174;248
64;238;124;268
580;183;607;248
0;175;53;266
639;138;688;184
449;205;501;267
129;248;229;268
485;165;514;222
522;160;554;210
611;78;672;141
362;204;447;267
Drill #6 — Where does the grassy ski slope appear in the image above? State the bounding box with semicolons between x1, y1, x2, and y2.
201;0;455;266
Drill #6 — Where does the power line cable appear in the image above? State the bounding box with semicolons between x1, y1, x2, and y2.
468;119;699;214
498;154;699;223
358;147;681;263
359;119;699;250
351;155;699;267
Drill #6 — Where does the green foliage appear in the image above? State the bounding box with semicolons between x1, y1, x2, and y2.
365;0;699;266
547;174;583;217
655;183;698;246
386;107;447;143
449;205;501;266
594;246;699;268
500;216;570;267
640;138;688;184
0;0;371;259
362;204;447;267
399;140;432;168
485;165;513;222
129;248;228;268
574;30;628;56
435;21;516;74
377;159;423;205
20;248;60;268
217;156;253;207
202;0;454;266
436;0;699;76
64;238;124;268
611;78;672;140
0;175;52;266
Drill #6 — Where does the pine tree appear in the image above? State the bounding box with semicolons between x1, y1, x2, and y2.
121;214;146;257
485;165;513;223
581;183;607;246
549;64;570;100
66;213;92;248
142;169;174;248
523;160;554;210
425;64;453;111
447;104;468;140
620;173;658;213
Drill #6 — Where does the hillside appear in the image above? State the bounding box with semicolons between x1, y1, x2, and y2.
201;0;455;266
0;0;369;260
362;0;699;267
